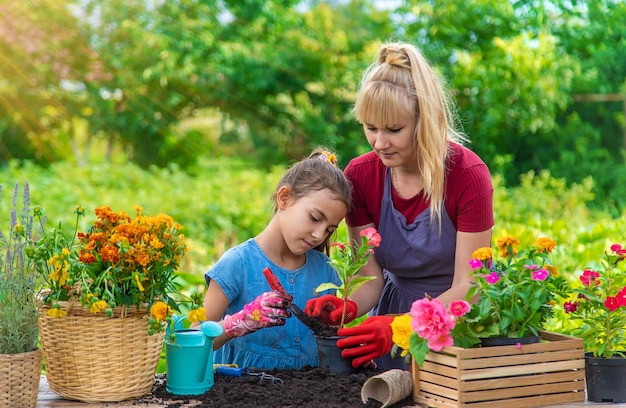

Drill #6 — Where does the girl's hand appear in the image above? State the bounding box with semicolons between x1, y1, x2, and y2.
222;291;292;338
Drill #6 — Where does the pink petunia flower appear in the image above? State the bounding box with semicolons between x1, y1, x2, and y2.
360;227;381;248
448;300;471;317
410;298;454;342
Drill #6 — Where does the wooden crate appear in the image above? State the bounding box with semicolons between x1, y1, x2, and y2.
412;331;585;408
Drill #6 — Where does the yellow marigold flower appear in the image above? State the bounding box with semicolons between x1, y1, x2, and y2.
89;300;108;314
535;237;556;253
391;314;413;356
497;236;520;258
188;307;206;323
47;307;67;317
471;247;492;261
150;301;171;321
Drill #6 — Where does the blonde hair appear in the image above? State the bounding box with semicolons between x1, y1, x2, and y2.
354;42;467;229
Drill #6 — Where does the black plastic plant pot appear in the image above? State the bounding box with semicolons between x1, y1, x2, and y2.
480;335;541;347
315;335;358;374
585;352;626;403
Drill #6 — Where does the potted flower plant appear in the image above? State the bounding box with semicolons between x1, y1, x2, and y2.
389;236;586;407
562;243;626;402
0;183;43;408
312;226;381;373
392;235;569;367
29;205;189;403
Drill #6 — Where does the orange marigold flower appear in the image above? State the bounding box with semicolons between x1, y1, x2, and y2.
535;237;557;253
471;247;492;261
150;301;171;321
497;236;520;258
546;264;559;276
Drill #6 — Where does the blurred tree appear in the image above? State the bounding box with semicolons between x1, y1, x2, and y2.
0;0;103;166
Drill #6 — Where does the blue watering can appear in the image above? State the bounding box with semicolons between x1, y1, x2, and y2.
165;314;223;395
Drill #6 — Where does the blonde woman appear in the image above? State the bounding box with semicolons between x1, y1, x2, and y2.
305;42;494;370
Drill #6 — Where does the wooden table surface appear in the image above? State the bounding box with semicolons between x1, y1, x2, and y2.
37;376;626;408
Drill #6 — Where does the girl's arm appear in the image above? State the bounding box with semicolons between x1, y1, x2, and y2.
203;279;233;349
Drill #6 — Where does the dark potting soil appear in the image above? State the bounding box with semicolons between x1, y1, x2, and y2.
134;366;417;408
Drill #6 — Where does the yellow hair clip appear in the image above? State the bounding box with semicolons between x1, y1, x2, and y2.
320;150;338;166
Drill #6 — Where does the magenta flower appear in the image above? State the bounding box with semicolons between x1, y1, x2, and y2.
485;272;500;284
531;268;549;281
468;259;482;269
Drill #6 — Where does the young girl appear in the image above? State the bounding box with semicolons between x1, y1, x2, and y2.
203;148;352;370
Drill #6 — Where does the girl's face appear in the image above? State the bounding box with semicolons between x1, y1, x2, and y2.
280;188;347;256
362;107;417;168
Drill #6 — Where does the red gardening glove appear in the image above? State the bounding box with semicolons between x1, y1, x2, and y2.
336;315;395;368
304;294;358;326
222;291;292;338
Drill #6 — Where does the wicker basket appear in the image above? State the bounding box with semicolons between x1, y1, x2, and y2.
0;348;42;408
38;300;164;403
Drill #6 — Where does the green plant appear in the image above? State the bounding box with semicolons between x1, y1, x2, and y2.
465;236;569;340
562;243;626;358
390;235;569;367
315;227;381;326
0;183;42;354
27;204;189;335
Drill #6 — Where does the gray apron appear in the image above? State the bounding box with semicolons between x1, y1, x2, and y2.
371;168;457;369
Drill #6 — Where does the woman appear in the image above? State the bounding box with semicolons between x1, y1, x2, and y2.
305;42;494;369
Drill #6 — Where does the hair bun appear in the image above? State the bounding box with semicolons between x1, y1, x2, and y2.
378;45;410;68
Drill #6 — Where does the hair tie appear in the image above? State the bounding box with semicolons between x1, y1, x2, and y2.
319;150;338;166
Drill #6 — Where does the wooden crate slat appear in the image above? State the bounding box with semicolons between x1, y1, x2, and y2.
460;360;584;381
420;371;459;389
422;360;460;378
460;380;586;403
456;349;585;370
420;380;462;400
416;392;461;408
460;370;585;391
462;392;585;408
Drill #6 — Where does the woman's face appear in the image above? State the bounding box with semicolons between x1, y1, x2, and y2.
362;107;417;168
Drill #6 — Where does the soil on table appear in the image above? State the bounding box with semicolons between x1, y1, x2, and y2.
135;366;417;408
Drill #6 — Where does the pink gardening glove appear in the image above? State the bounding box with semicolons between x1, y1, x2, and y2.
223;290;292;338
304;294;358;326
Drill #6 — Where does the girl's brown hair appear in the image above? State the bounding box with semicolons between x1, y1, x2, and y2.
272;148;352;254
